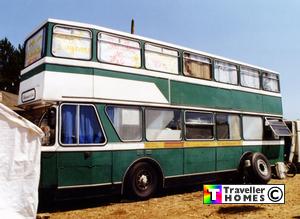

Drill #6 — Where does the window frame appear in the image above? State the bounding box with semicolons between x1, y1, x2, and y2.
214;60;239;85
97;32;142;68
215;113;241;141
51;25;93;61
240;66;261;90
242;115;263;141
59;103;107;146
262;72;280;93
184;110;215;141
105;105;143;142
264;117;291;137
24;26;46;67
144;42;180;75
183;52;212;81
145;107;183;142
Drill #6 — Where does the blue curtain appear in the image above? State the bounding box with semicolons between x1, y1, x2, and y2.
79;106;104;144
106;106;115;121
61;105;77;144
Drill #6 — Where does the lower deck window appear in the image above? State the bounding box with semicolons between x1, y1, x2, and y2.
185;111;214;140
61;104;105;145
216;114;240;140
106;106;142;141
145;108;182;141
243;116;263;140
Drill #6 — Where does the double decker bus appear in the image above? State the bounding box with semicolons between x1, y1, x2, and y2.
19;19;291;200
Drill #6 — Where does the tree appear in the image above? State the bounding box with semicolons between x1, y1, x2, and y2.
0;38;24;94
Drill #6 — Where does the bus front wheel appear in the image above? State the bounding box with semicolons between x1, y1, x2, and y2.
127;162;158;200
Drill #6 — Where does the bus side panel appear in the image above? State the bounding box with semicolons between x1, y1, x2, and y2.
183;147;215;174
170;81;270;113
94;69;170;100
232;91;263;112
57;151;112;187
40;152;58;189
262;96;283;115
151;148;184;177
242;145;262;154
216;146;243;171
112;150;143;182
243;145;284;165
262;144;284;165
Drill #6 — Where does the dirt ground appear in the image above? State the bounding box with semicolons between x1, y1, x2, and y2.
39;175;300;219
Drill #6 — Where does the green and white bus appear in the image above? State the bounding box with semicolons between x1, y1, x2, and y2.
19;19;291;200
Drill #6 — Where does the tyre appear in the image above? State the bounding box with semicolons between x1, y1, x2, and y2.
249;152;272;184
127;162;158;200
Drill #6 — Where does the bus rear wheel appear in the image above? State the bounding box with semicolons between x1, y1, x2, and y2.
127;162;158;200
249;152;272;184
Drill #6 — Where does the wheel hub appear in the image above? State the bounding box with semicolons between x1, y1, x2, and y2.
257;159;268;176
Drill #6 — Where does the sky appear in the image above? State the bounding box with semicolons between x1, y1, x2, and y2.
0;0;299;119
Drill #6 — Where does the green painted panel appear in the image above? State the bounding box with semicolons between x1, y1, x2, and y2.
243;145;262;154
46;64;94;75
242;145;284;165
112;150;144;182
46;23;54;57
57;151;112;186
232;91;263;112
171;80;281;114
40;152;57;188
94;68;169;100
171;80;218;107
262;95;283;114
96;104;120;142
216;146;243;171
262;145;284;164
184;148;215;174
151;149;184;177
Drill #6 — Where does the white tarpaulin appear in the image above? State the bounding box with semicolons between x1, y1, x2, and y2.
0;103;44;219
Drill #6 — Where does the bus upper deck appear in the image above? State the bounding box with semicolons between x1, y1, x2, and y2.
19;19;281;116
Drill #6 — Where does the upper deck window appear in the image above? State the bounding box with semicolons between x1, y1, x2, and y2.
98;33;141;68
25;28;45;67
214;61;238;85
145;44;179;74
262;72;280;92
240;67;260;89
52;25;92;60
183;53;212;80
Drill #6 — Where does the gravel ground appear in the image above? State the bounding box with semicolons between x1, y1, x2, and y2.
39;175;300;219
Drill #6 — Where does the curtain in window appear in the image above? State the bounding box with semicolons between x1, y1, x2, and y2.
214;61;238;84
146;109;181;140
79;106;103;144
61;105;77;144
263;73;279;92
228;115;240;140
240;68;260;89
184;53;211;80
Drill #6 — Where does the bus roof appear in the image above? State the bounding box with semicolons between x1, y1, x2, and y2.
25;18;279;74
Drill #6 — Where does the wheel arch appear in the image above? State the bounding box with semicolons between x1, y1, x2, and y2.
121;157;165;195
238;151;254;171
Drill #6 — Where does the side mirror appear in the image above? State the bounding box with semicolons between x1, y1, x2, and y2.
48;109;56;128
